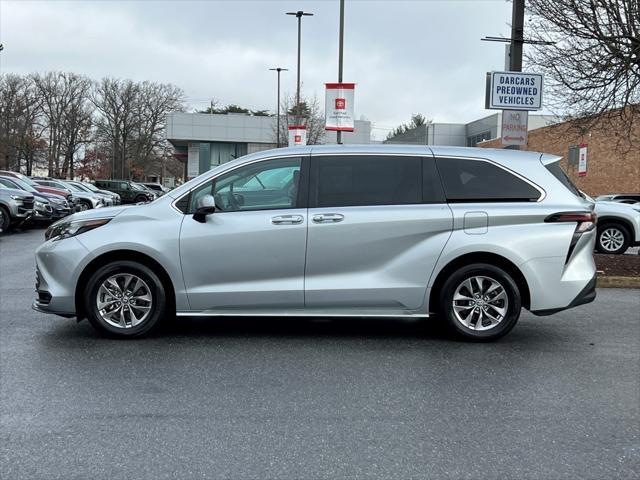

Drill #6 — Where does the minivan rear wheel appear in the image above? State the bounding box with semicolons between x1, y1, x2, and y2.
84;261;166;338
439;263;521;341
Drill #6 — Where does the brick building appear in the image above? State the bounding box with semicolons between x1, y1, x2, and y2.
479;111;639;196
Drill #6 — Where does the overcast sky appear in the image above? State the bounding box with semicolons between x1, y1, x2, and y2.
1;0;514;140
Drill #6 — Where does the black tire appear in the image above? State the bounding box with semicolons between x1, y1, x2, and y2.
596;222;630;255
439;263;522;341
134;195;147;203
0;206;10;233
80;199;93;211
84;261;167;338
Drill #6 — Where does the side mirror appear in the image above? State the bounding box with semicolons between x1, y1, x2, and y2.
193;194;216;223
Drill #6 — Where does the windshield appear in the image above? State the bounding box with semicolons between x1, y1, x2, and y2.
131;183;146;191
61;182;82;192
15;174;39;187
69;182;92;193
83;183;100;192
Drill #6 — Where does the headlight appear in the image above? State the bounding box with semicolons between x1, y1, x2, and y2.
10;195;24;202
35;200;45;208
45;218;112;241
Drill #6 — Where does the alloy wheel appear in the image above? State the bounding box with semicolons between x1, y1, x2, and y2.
452;275;509;331
599;228;625;252
96;273;153;328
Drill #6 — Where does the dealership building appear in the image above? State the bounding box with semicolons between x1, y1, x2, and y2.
384;112;559;147
166;112;371;178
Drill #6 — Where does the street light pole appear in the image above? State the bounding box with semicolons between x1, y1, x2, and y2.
286;10;313;126
510;0;525;73
337;0;345;145
269;67;289;147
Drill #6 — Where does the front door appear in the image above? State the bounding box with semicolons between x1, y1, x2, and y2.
180;156;308;312
304;155;453;312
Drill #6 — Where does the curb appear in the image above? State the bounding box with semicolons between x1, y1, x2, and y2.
596;276;640;289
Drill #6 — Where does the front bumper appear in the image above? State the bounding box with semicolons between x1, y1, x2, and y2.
32;206;53;221
52;206;71;218
15;206;34;219
32;236;93;317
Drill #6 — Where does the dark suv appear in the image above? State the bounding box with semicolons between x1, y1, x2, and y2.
94;180;155;204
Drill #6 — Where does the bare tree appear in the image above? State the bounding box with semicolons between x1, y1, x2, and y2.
526;0;640;143
92;78;141;179
274;93;325;146
0;74;44;173
59;76;93;178
129;81;185;177
93;78;184;180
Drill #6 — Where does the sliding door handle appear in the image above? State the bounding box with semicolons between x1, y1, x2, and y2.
312;213;344;223
271;214;304;225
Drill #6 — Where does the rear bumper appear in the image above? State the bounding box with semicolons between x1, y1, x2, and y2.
531;273;597;316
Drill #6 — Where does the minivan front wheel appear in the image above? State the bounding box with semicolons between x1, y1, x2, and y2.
84;261;166;338
440;264;521;341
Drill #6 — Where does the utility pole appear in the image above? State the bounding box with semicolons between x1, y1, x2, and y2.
510;0;525;72
508;0;525;150
269;67;289;147
286;10;313;126
336;0;345;145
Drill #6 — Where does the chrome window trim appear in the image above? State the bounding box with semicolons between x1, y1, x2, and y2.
172;150;547;213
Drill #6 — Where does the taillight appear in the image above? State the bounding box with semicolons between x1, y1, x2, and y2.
545;211;597;262
545;211;596;231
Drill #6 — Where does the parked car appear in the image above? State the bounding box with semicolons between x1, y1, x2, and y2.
132;182;159;200
34;146;597;341
583;193;640;254
32;179;103;211
0;184;35;232
63;180;115;207
0;176;71;220
595;193;640;205
0;177;52;223
142;183;170;196
71;181;121;205
93;180;155;204
0;170;74;205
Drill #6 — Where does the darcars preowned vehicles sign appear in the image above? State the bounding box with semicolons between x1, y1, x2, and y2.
486;71;543;111
325;83;355;132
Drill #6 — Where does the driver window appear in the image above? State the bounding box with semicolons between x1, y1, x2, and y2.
189;157;302;213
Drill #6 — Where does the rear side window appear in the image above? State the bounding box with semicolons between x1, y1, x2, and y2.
435;157;541;202
315;155;423;207
545;161;581;197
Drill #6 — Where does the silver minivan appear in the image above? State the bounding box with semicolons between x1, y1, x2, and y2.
33;145;597;340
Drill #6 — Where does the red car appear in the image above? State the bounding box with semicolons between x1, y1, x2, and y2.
0;171;73;201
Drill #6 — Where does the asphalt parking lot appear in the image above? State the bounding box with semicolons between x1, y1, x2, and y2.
1;227;639;480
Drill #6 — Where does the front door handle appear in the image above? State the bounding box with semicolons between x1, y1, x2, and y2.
312;213;345;224
271;214;304;225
